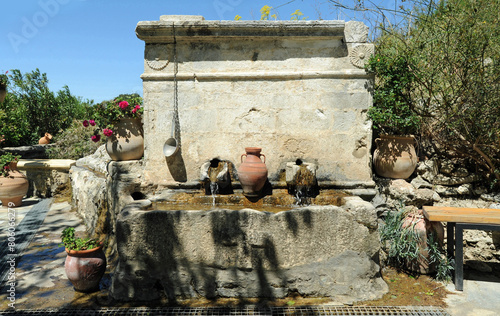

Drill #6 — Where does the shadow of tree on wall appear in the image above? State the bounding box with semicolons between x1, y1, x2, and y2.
113;207;321;305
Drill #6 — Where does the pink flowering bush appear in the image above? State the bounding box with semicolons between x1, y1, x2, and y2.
83;94;143;142
0;152;20;177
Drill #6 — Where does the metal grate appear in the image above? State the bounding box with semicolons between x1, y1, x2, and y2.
0;306;450;316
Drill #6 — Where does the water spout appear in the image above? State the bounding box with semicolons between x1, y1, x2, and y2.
286;160;319;205
200;159;233;197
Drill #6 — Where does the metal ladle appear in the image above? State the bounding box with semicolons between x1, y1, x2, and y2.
163;23;179;158
163;116;178;157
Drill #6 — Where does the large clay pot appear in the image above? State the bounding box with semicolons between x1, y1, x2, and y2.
65;245;106;292
0;162;29;207
0;84;6;103
402;209;444;274
237;147;268;197
373;135;418;179
105;118;144;161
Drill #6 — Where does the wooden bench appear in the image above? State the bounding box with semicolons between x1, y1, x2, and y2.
422;206;500;291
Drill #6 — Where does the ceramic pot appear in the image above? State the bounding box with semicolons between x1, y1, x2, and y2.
38;132;53;145
65;245;106;292
373;135;418;179
0;162;29;207
402;209;444;274
105;118;144;161
237;147;268;197
0;84;6;103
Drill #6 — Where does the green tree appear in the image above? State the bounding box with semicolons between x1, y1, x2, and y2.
0;69;93;147
370;0;500;186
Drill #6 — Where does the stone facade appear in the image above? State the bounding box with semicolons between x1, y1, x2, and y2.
136;16;375;189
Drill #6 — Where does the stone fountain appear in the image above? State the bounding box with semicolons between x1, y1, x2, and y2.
70;15;387;304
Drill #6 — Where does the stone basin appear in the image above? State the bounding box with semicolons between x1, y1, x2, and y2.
110;194;388;304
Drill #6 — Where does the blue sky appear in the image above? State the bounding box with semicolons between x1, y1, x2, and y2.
0;0;391;103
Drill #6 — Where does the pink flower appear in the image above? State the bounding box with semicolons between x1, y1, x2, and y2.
89;120;96;126
83;120;89;127
103;128;113;137
4;166;9;170
132;105;140;114
91;134;101;142
119;101;129;109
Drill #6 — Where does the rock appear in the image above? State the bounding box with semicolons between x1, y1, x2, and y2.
452;167;469;178
416;188;441;204
75;145;110;175
433;174;481;186
69;165;106;236
387;179;416;204
456;184;472;195
417;158;438;183
439;159;454;175
411;175;432;189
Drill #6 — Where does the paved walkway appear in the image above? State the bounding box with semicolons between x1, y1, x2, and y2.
0;198;499;315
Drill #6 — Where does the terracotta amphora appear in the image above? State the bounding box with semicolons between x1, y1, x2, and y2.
237;147;268;197
38;132;53;144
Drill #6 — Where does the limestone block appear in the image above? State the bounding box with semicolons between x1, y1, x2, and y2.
111;204;386;302
69;165;106;235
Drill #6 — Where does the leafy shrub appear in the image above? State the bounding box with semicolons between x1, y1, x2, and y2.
46;119;103;160
380;205;453;281
370;0;500;187
0;69;93;147
366;53;421;136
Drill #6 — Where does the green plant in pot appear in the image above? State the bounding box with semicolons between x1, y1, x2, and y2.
380;204;454;280
60;227;106;292
366;53;421;179
0;152;28;207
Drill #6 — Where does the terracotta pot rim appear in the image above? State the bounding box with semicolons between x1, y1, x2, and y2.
65;244;103;256
244;147;262;151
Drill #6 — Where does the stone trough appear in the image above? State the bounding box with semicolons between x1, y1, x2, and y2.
110;196;387;303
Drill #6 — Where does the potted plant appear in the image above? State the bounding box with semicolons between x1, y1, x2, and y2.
60;227;106;292
0;70;8;103
0;152;28;207
83;93;144;161
380;205;453;279
366;54;421;179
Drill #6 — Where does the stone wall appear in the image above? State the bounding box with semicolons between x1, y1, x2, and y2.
136;16;375;189
17;159;75;198
110;197;388;303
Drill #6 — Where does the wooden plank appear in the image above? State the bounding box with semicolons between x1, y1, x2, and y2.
422;206;500;225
